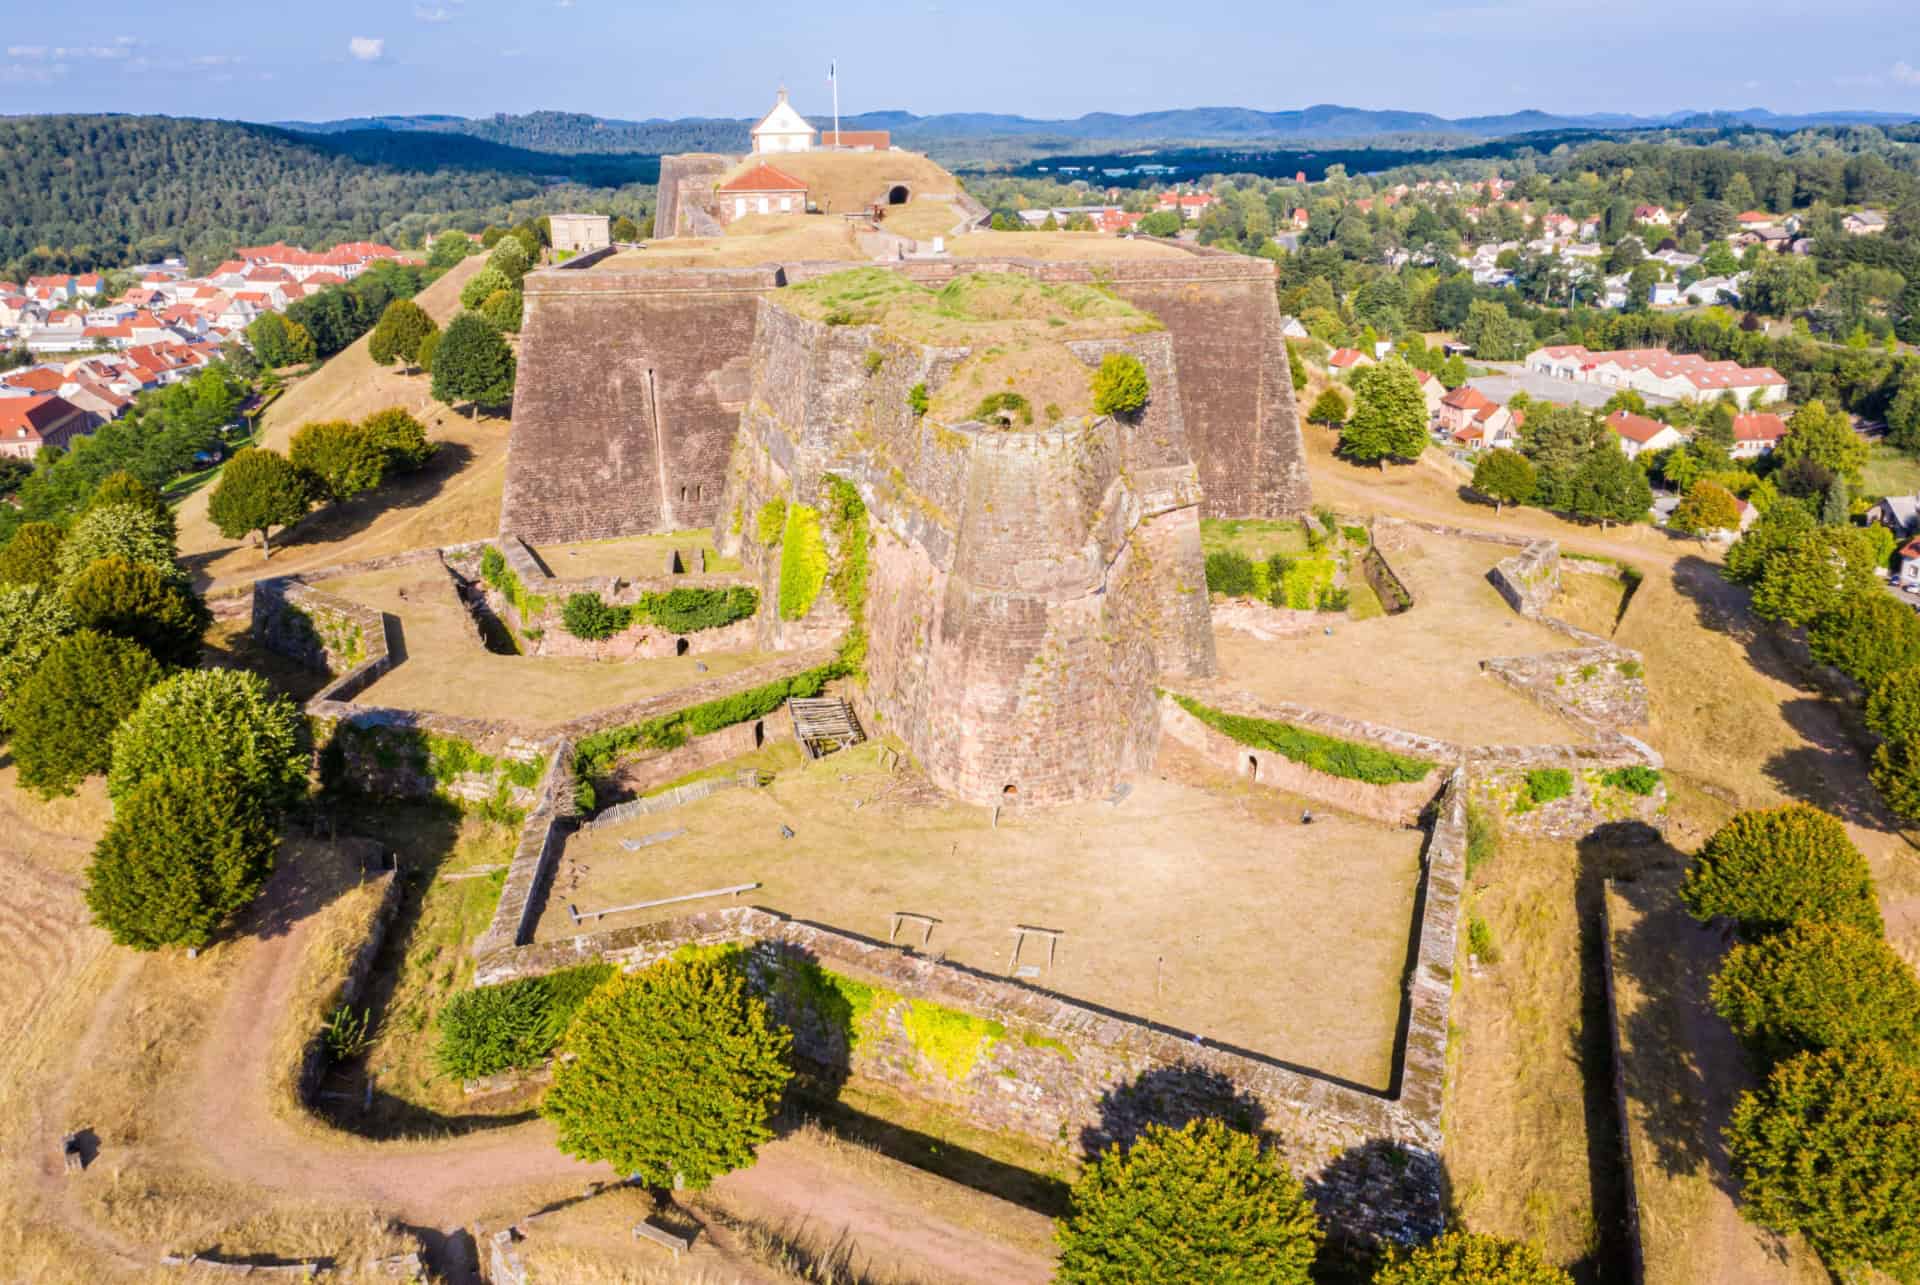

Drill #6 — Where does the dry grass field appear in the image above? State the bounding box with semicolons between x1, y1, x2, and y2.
1211;534;1587;746
947;231;1192;261
314;562;771;724
175;255;506;591
719;150;960;216
531;530;742;579
606;221;863;268
541;740;1424;1090
878;198;973;241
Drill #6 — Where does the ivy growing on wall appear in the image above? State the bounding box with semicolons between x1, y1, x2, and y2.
1172;694;1433;785
777;503;827;621
823;475;870;675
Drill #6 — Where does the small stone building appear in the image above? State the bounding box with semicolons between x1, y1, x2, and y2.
716;165;810;224
750;89;816;155
549;213;611;254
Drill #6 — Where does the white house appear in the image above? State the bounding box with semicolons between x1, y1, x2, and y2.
1648;281;1681;308
1606;410;1687;461
750;89;817;155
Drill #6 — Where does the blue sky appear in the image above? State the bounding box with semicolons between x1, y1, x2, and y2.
2;0;1918;123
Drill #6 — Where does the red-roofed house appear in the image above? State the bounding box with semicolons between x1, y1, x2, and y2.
1155;190;1219;221
1606;410;1687;460
1736;211;1773;225
1328;348;1375;374
1633;205;1671;226
0;395;89;458
819;129;891;150
1730;412;1788;460
2;367;66;395
716;164;810;224
1437;385;1495;436
1413;369;1447;418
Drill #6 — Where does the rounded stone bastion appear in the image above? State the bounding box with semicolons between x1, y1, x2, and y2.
714;268;1218;806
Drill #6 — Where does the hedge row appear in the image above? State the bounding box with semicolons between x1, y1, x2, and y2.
435;963;614;1079
559;586;760;640
572;663;835;781
1171;693;1432;785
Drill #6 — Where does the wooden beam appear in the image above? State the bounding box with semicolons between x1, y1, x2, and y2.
568;882;759;924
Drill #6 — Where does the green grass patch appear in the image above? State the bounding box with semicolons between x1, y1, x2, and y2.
902;1001;1006;1081
778;502;827;620
1860;443;1920;502
1465;800;1499;879
1602;765;1661;796
1172;693;1432;784
1200;517;1310;562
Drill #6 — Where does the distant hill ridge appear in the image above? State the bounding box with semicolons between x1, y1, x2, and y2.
269;103;1920;154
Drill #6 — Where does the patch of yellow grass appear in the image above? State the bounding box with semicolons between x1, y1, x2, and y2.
723;149;959;217
947;231;1193;261
606;220;862;268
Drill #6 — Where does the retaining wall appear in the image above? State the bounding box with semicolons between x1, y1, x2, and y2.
294;868;403;1106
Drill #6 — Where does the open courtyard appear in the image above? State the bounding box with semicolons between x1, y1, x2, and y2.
538;739;1428;1092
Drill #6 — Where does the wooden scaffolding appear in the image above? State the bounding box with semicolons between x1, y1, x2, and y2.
789;696;865;759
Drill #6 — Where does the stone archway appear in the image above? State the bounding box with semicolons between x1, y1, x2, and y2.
887;184;910;205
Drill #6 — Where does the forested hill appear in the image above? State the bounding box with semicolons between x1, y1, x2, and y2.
0;114;659;280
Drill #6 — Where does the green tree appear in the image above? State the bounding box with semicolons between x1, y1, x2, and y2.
57;503;178;581
1711;918;1920;1060
289;419;385;504
1568;443;1653;528
361;407;436;472
1726;1042;1920;1280
0;583;76;735
1744;255;1822;316
108;667;308;812
541;956;791;1189
479;287;524;334
1890;378;1920;454
1775;400;1866;486
428;231;476;269
65;556;211;668
1870;738;1920;823
1055;1119;1323;1284
1680;803;1882;937
86;470;176;542
0;522;64;586
367;298;436;370
1750;527;1879;626
1307;387;1349;426
1869;666;1920;745
431;313;517;413
246;312;315;368
1373;1230;1574;1285
1286;343;1308;392
1670;480;1743;537
1726;498;1815;585
10;630;165;796
1518;404;1612;511
610;215;640;242
207;447;311;559
1809;592;1920;692
458;265;510;311
83;766;280;951
485;236;530;283
1091;353;1151;418
1137;210;1183;237
415;329;441;375
1458;299;1533;361
1341;360;1429;465
1472;448;1537;514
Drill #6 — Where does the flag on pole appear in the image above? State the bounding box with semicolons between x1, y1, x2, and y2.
829;61;835;83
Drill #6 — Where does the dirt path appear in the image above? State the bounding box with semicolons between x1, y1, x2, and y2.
178;893;1052;1282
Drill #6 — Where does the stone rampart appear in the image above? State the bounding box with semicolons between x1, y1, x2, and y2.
294;868;403;1106
652;153;738;239
505;246;1311;544
1489;538;1562;617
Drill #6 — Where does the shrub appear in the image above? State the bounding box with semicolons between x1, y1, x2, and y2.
1306;387;1349;426
1056;1119;1322;1284
1726;1042;1920;1279
57;503;178;581
1810;594;1920;693
367;298;436;369
361;407;437;472
863;349;884;376
560;591;632;640
541;957;792;1189
1278;556;1335;610
777;502;827;620
1465;801;1499;878
1681;803;1882;937
1467;913;1500;963
458;265;510;310
907;382;929;417
1173;694;1432;784
571;665;833;778
0;584;76;737
64;556;211;668
0;522;64;587
755;496;787;547
1373;1230;1574;1285
290;419;385;504
11;630;165;796
107;667;308;813
1523;768;1573;806
83;766;280;950
432;312;517;410
971;390;1033;426
1710;918;1920;1061
1472;448;1537;513
1602;765;1661;796
1090;352;1150;418
86;471;175;541
1870;738;1920;823
643;586;759;633
434;964;614;1079
1204;550;1257;597
480;287;524;334
415;329;441;375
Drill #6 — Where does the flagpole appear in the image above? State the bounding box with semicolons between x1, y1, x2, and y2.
831;61;839;149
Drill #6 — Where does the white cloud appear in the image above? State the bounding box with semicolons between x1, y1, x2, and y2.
1895;60;1920;86
349;36;385;61
7;45;47;57
415;4;452;20
1835;71;1883;88
9;42;134;60
0;61;60;82
193;54;244;66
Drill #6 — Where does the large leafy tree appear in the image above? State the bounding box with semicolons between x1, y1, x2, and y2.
1808;592;1920;692
479;288;525;335
485;236;530;283
289;419;386;504
83;766;281;951
1306;388;1349;426
86;470;176;542
1669;480;1742;537
1680;802;1882;937
427;231;475;269
1775;400;1866;486
367;298;437;370
458;265;511;311
1472;448;1537;514
361;407;437;472
1710;918;1920;1060
431;313;517;413
1725;498;1815;585
1567;442;1653;528
64;556;211;668
0;584;77;735
1518;404;1612;510
0;522;64;586
541;956;792;1189
108;667;308;812
246;312;316;368
1457;299;1533;361
1750;526;1879;626
1341;360;1429;465
207;448;311;559
1056;1119;1323;1284
10;630;165;797
57;502;178;580
1726;1042;1920;1281
1372;1230;1574;1285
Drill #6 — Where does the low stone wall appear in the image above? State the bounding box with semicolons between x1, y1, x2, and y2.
1468;748;1666;841
582;768;761;830
1489;538;1561;617
1158;691;1456;827
472;740;574;958
253;579;386;690
1601;882;1649;1285
1361;546;1414;614
294;868;403;1106
548;644;841;742
602;716;782;800
1481;648;1650;732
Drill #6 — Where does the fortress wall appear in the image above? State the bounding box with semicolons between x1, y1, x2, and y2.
503;270;775;543
510;249;1311;546
652;153;736;239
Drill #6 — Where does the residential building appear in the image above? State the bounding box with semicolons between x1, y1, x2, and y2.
550;213;612;254
1524;345;1787;406
1328;348;1375;374
1414;369;1446;419
1899;537;1920;590
0;394;89;458
1730;412;1788;460
1606;410;1687;461
1843;210;1888;236
716;164;809;223
1634;205;1672;226
1869;495;1920;539
1155;190;1219;221
749;88;816;154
